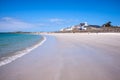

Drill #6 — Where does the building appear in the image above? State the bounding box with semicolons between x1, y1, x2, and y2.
79;22;88;30
60;22;88;31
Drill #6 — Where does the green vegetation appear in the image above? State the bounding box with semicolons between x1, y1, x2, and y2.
102;21;112;27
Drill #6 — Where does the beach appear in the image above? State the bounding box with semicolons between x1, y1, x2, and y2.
0;33;120;80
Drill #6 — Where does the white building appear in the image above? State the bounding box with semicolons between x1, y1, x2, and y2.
60;22;88;31
60;27;73;31
79;22;88;30
84;22;88;26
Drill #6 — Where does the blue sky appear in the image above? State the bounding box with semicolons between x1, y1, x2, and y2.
0;0;120;32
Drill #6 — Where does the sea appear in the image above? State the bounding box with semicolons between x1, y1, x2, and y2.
0;33;45;66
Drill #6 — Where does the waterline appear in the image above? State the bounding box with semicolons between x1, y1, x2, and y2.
0;36;46;67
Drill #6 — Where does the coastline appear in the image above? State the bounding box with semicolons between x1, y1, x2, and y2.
0;33;120;80
0;35;46;67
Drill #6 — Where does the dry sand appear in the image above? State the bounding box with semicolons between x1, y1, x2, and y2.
0;33;120;80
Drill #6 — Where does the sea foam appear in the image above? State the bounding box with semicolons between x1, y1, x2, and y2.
0;36;46;67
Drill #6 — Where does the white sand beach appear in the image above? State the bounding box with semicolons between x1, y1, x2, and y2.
0;33;120;80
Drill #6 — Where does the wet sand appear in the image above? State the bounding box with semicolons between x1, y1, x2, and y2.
0;33;120;80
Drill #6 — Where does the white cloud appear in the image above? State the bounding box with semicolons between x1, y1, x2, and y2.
48;18;65;25
48;18;79;25
0;17;42;32
49;18;64;22
0;17;81;32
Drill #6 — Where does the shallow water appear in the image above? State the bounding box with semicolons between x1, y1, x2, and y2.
0;33;43;64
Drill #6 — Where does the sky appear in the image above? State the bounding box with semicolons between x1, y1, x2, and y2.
0;0;120;32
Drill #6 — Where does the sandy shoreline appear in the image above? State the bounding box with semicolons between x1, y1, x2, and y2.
0;35;46;67
0;33;120;80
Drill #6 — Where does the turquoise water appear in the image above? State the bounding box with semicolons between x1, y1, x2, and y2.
0;33;43;63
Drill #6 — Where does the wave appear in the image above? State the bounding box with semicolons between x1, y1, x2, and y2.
0;36;46;67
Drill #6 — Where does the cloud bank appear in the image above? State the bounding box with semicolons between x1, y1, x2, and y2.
0;17;38;32
0;17;80;32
